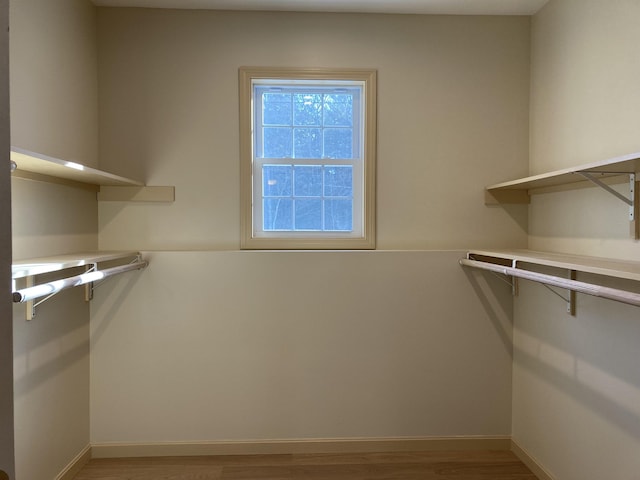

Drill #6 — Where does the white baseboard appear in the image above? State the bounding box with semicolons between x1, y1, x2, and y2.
55;445;91;480
511;440;555;480
91;435;512;458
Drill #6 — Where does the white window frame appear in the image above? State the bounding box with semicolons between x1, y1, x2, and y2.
239;67;377;250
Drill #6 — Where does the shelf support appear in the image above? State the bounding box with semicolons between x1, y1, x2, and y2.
25;276;35;321
576;172;635;220
635;178;640;240
84;264;97;302
568;270;576;315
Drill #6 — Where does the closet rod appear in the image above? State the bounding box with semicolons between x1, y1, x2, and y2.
460;258;640;308
13;261;148;303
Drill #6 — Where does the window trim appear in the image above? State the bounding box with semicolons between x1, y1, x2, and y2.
239;67;377;250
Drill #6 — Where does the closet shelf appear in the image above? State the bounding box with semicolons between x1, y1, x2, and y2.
464;249;640;282
11;147;143;187
485;151;640;205
12;251;142;279
461;249;640;311
10;147;175;202
12;251;148;320
485;151;639;239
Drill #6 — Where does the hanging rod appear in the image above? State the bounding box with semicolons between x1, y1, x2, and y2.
460;258;640;308
12;260;148;304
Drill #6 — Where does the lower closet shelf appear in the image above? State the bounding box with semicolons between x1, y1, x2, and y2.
12;251;148;319
460;249;640;310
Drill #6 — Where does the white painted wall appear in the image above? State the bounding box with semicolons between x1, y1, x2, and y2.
513;0;640;478
91;250;514;444
97;9;530;251
92;10;530;446
10;1;99;479
0;0;14;477
10;2;640;476
10;0;99;168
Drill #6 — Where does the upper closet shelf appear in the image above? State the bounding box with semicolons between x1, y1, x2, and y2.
11;147;143;186
10;147;175;202
485;151;640;204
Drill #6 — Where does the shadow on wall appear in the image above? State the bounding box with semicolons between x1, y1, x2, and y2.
514;339;640;442
517;277;640;442
461;267;514;358
12;266;145;396
12;282;90;398
484;202;529;237
467;264;640;442
89;267;146;347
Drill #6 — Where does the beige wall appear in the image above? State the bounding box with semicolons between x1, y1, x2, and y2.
513;275;640;480
513;0;640;479
91;10;530;446
97;9;530;251
91;250;514;444
529;0;640;175
528;0;640;260
10;0;99;167
10;0;99;479
9;2;640;476
0;0;14;477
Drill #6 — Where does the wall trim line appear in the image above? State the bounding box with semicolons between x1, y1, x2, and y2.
510;439;555;480
91;435;512;458
55;444;92;480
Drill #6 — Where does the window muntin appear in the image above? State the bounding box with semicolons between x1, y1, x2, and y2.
239;68;376;249
256;88;359;161
254;83;361;236
261;164;353;232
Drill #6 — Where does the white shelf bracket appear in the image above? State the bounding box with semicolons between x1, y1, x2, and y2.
24;263;98;320
84;264;97;302
541;269;576;315
25;276;35;321
466;253;520;295
568;269;576;316
577;171;635;220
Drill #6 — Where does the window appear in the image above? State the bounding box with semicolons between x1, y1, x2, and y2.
239;68;376;249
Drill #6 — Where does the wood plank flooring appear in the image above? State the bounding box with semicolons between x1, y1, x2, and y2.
74;450;539;479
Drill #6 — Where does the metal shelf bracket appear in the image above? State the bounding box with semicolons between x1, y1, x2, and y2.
577;171;635;220
540;269;576;315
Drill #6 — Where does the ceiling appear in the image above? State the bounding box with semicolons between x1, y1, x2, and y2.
91;0;550;16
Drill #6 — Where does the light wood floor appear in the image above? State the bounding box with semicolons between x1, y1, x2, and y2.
74;450;539;479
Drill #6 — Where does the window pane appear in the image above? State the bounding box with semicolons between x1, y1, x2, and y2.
294;198;322;230
293;94;322;126
324;128;353;159
294;165;322;197
324;199;353;231
324;94;353;126
263;93;292;125
294;128;322;158
263;127;292;158
324;166;352;197
263;198;293;230
263;165;292;196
